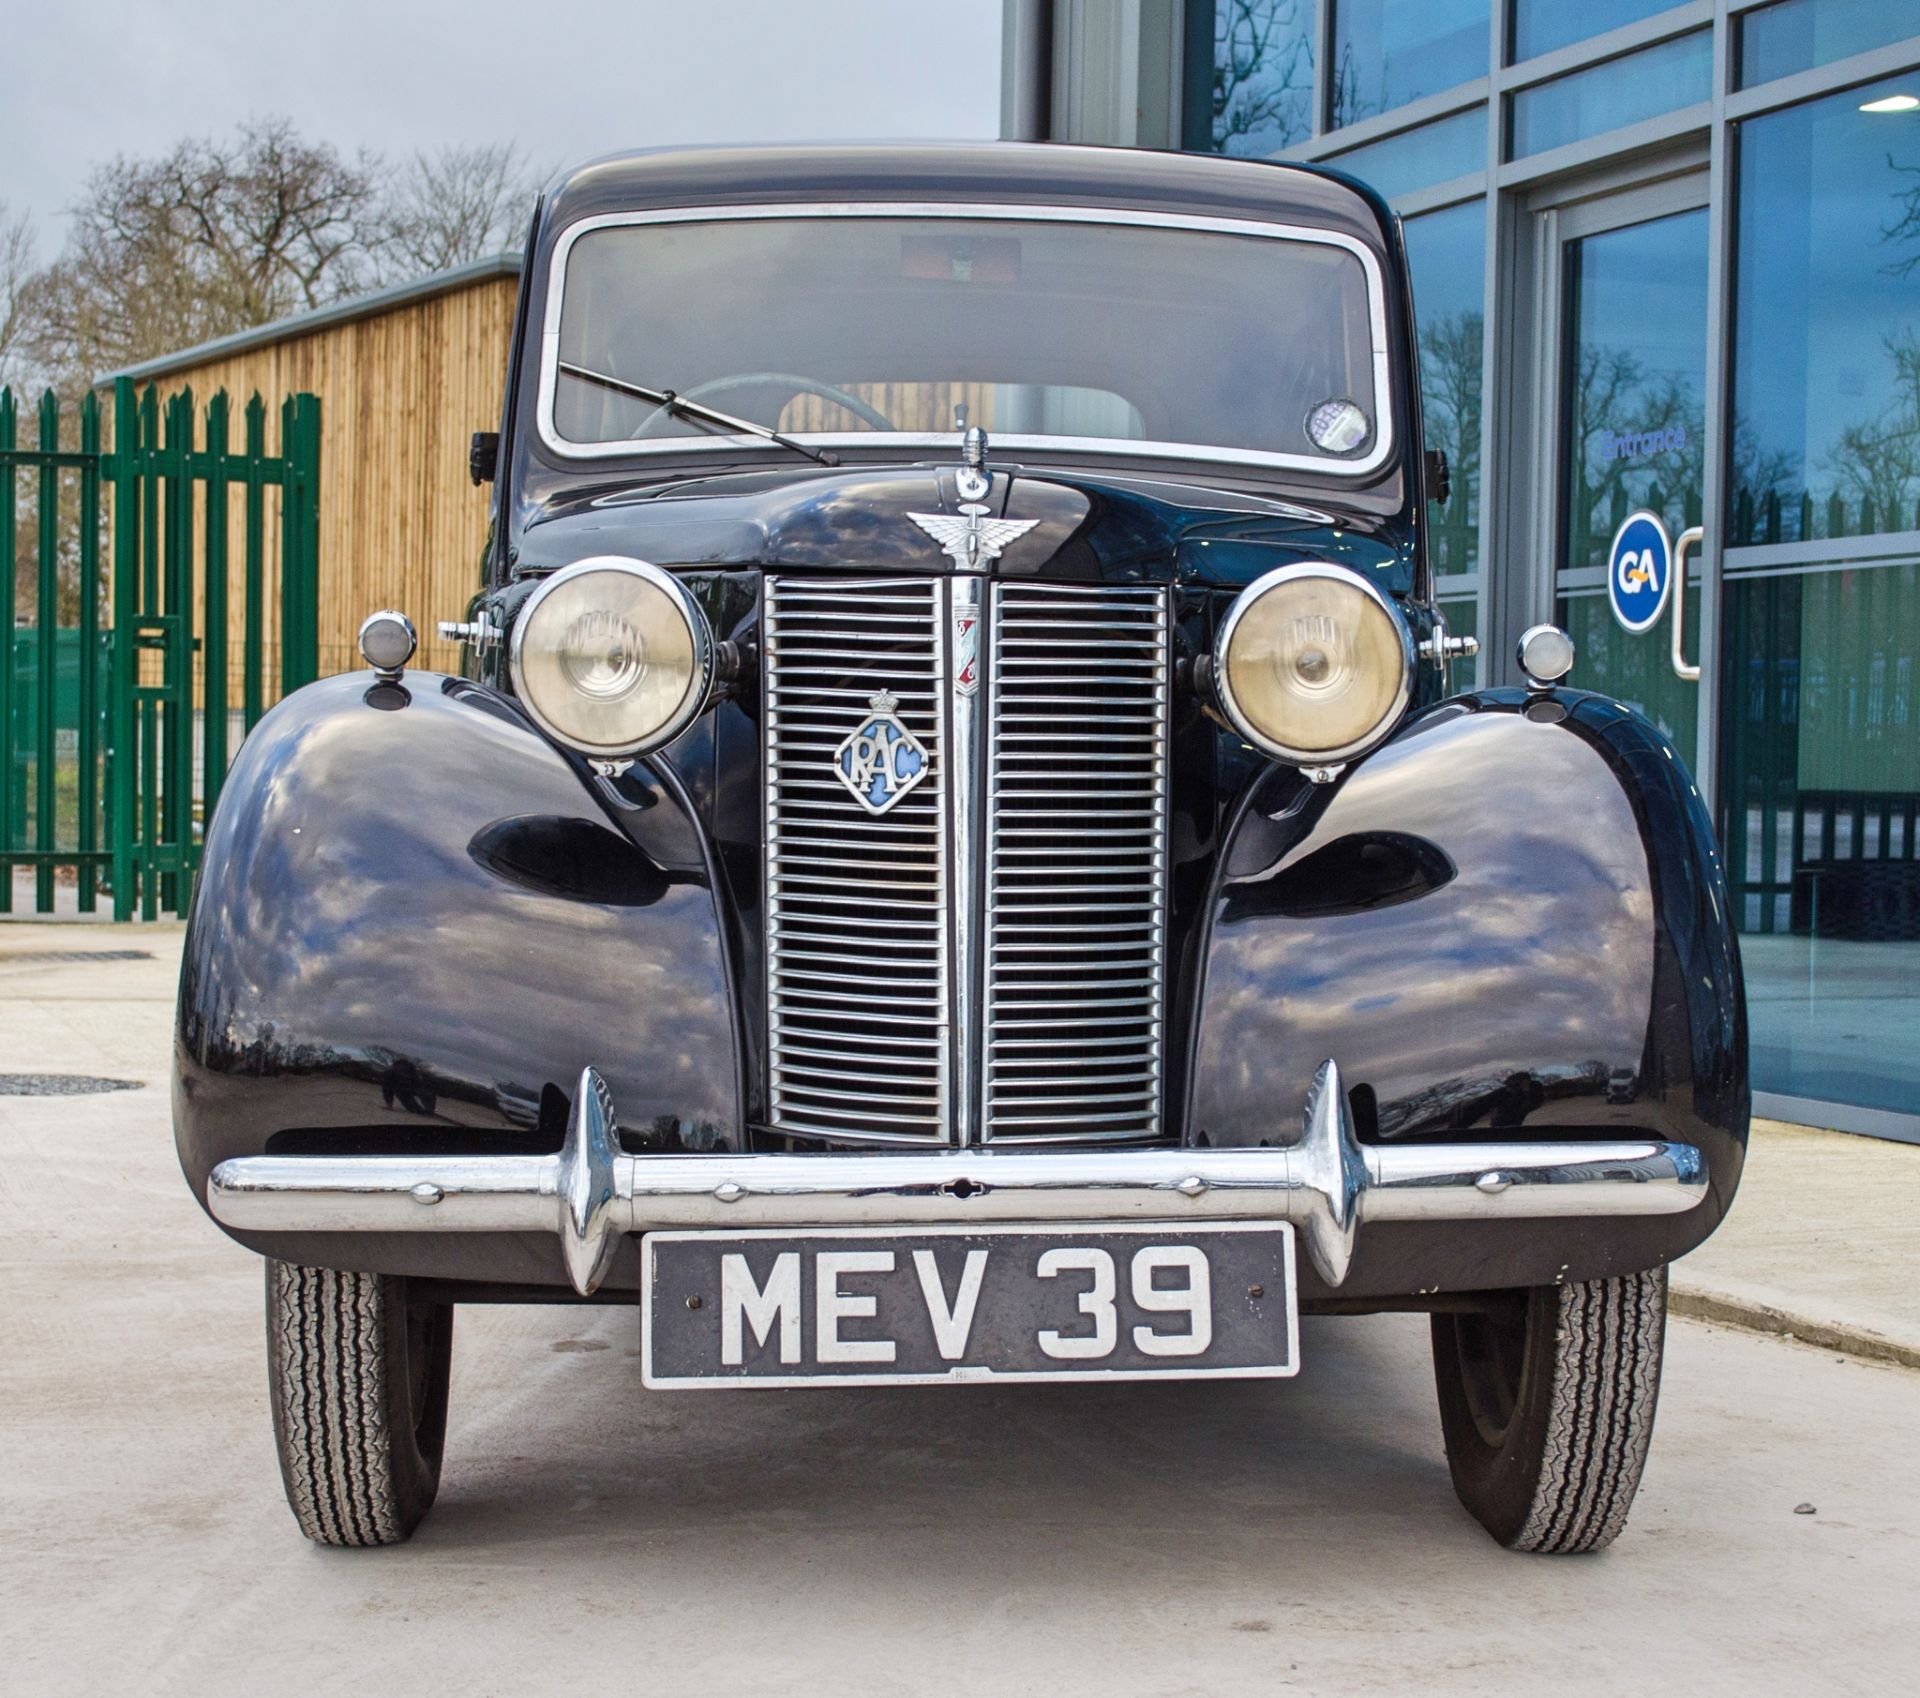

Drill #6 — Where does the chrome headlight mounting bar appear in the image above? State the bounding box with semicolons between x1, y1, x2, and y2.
207;1061;1707;1297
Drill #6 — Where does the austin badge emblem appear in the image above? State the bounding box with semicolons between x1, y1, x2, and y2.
834;690;930;815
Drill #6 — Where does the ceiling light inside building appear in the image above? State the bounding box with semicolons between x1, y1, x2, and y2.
1859;94;1919;113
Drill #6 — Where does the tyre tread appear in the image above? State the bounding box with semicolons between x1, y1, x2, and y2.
268;1262;408;1547
1511;1267;1666;1554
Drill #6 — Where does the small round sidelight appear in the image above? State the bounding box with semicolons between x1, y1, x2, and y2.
357;610;417;678
1517;623;1576;688
509;556;714;758
1305;398;1371;455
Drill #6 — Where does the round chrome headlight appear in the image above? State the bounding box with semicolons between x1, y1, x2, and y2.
509;557;713;758
1214;564;1413;766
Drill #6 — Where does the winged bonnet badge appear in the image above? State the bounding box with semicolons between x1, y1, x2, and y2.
908;504;1040;570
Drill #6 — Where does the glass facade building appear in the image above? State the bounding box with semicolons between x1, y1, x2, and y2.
1006;0;1920;1140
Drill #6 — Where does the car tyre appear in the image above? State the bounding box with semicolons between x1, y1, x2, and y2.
1430;1266;1667;1553
265;1259;453;1546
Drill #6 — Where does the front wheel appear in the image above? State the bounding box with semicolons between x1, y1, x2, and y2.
265;1260;453;1546
1430;1266;1667;1553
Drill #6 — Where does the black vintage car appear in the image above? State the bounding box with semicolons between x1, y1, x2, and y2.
175;143;1747;1553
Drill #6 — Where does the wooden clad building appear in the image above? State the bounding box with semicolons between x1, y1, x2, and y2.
101;255;522;680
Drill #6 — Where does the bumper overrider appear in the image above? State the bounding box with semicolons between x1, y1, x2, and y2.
206;1060;1707;1297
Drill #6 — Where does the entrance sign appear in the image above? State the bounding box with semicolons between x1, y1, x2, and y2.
1607;510;1673;634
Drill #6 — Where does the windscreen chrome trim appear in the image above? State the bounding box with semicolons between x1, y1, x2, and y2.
534;201;1399;479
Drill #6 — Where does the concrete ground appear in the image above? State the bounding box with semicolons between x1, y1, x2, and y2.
1675;1118;1920;1368
4;923;1918;1696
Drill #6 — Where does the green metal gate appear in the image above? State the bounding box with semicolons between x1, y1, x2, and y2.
0;377;319;920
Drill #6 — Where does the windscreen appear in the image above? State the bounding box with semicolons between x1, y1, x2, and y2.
547;213;1387;468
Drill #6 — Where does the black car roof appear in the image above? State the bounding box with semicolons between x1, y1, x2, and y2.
537;141;1394;253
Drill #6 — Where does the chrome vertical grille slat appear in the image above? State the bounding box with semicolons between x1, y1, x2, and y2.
983;581;1170;1144
766;576;948;1143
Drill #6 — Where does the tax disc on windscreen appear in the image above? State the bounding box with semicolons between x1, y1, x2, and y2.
1607;510;1672;634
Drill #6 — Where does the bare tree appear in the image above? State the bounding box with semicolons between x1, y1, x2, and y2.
3;125;534;635
31;118;380;383
1564;343;1648;551
0;201;39;389
1418;309;1483;576
1211;0;1313;155
1880;155;1920;278
1822;330;1920;533
372;142;536;280
1327;43;1380;131
1561;342;1709;559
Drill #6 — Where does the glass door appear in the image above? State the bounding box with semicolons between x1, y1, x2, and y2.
1549;197;1711;754
1718;81;1920;1137
1720;566;1920;1128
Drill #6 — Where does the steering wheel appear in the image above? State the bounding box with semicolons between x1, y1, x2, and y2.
631;371;895;437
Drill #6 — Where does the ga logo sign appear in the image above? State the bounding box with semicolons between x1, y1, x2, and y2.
1607;510;1672;634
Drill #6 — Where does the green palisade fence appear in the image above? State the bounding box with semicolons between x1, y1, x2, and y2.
1;378;319;920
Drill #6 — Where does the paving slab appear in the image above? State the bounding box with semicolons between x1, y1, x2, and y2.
1671;1118;1920;1369
0;921;184;1087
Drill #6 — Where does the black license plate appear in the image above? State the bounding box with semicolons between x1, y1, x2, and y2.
641;1222;1298;1388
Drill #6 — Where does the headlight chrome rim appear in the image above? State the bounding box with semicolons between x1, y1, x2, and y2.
356;609;417;678
508;556;714;758
1214;562;1414;767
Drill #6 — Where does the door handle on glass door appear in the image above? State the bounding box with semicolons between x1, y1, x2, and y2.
1671;526;1703;682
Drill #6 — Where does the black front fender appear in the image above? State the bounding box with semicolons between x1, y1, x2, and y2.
1188;688;1747;1300
173;671;743;1284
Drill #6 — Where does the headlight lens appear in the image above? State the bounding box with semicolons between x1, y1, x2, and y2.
1215;564;1412;765
509;557;713;757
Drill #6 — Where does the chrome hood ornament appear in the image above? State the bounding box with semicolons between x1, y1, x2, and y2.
957;423;991;500
908;425;1040;570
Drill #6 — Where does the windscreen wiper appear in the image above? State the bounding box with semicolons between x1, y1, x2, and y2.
557;362;839;466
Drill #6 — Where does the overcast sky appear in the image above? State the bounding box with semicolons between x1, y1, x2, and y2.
0;0;1003;247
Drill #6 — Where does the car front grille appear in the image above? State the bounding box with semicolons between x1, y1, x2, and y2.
763;573;1169;1147
764;577;948;1143
983;582;1170;1141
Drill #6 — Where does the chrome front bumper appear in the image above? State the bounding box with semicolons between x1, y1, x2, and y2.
206;1060;1707;1296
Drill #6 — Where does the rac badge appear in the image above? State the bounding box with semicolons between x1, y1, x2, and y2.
835;690;930;815
908;504;1040;570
